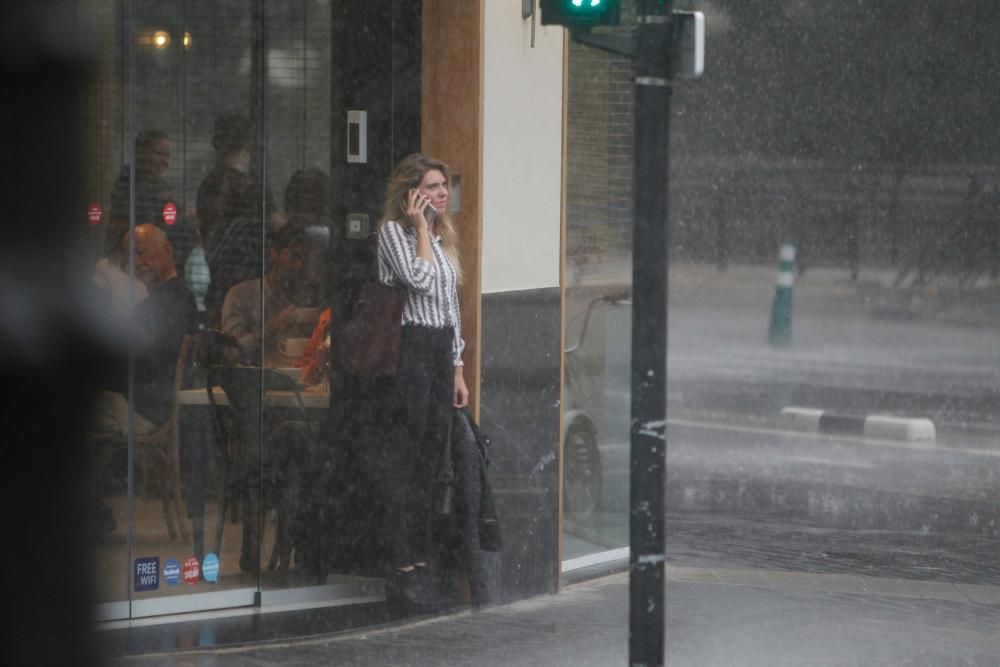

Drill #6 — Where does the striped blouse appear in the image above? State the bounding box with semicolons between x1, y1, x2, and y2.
377;220;464;366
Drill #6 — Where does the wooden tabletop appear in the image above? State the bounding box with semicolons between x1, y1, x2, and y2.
177;383;328;409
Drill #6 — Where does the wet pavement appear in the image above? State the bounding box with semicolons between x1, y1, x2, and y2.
113;570;1000;666
567;419;1000;585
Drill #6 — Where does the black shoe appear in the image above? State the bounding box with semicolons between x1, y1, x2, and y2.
386;569;448;615
415;566;453;611
384;569;420;613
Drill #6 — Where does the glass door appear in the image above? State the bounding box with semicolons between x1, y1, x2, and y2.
84;0;394;621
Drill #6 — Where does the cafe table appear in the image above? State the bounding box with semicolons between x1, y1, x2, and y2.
177;381;329;409
177;350;330;410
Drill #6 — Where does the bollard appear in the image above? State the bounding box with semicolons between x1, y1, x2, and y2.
768;242;796;346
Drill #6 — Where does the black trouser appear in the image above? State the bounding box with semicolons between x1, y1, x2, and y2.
383;324;454;568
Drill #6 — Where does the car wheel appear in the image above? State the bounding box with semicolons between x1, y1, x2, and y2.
563;417;601;516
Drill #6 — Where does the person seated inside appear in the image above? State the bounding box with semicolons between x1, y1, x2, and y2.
219;225;324;575
92;224;198;435
220;224;312;362
92;216;148;318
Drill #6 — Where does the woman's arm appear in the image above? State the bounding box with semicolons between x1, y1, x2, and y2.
379;221;435;294
451;284;468;408
453;366;469;409
451;300;466;368
220;283;256;354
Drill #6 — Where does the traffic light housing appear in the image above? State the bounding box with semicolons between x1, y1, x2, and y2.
540;0;621;30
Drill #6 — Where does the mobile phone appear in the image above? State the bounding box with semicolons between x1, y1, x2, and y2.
401;190;437;224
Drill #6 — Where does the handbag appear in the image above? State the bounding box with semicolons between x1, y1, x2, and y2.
338;232;406;378
432;411;457;516
338;281;405;378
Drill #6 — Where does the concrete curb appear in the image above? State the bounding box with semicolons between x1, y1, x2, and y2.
781;407;936;442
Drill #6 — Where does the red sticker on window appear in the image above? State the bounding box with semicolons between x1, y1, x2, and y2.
163;201;178;226
87;202;103;226
182;556;200;584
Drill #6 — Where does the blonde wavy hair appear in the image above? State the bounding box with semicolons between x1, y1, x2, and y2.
377;153;462;283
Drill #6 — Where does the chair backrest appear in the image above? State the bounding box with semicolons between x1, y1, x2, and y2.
205;365;314;466
168;334;196;434
191;329;246;386
191;329;246;380
207;364;263;444
127;332;196;443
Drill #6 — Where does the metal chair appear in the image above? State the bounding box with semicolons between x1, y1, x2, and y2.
88;334;194;541
190;329;247;375
206;365;325;580
188;329;245;523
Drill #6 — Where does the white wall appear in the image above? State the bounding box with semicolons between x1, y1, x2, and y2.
481;4;564;293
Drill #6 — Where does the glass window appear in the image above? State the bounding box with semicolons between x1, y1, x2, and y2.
83;0;359;620
562;13;637;562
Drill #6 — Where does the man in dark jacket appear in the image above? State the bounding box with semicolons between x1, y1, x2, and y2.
109;129;196;276
93;224;197;432
196;113;287;327
129;223;199;424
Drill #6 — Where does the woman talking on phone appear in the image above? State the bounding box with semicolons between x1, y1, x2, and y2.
377;153;469;612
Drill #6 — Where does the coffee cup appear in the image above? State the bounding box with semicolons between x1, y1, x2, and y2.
278;337;310;358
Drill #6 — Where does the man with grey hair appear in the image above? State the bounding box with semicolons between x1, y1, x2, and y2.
93;224;197;433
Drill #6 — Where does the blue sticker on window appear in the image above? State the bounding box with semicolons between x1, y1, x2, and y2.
163;558;180;586
202;553;220;583
134;557;160;592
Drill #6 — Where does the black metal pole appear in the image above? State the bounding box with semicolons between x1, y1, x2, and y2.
252;0;267;601
629;1;673;665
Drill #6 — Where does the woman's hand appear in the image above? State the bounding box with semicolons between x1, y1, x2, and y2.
405;188;431;231
453;367;469;408
405;188;434;264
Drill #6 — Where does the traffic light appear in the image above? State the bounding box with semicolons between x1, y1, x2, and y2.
540;0;621;29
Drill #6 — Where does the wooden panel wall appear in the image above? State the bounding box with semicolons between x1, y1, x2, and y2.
421;0;484;416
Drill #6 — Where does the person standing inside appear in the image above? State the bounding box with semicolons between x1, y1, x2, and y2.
283;167;333;308
197;113;282;326
376;154;469;612
110;129;195;276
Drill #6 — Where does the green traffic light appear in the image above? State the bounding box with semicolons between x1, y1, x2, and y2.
540;0;619;27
